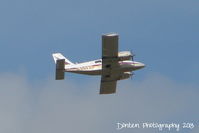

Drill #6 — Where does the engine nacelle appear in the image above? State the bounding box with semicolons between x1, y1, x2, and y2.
118;72;133;80
118;51;132;61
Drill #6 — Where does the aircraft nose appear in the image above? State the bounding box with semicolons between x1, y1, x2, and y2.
140;62;145;68
136;62;145;69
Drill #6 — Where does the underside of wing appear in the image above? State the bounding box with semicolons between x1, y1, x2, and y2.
100;33;120;94
100;80;117;94
102;33;118;58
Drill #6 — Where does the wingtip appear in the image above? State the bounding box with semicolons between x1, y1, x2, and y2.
102;33;119;37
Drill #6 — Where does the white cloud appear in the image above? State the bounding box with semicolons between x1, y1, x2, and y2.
0;73;198;133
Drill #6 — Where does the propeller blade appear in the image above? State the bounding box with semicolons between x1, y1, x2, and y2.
130;50;135;61
131;72;134;80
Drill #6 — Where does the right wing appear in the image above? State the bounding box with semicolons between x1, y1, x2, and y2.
102;33;118;59
100;33;120;94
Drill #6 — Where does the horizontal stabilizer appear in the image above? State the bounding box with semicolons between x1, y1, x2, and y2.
56;59;65;80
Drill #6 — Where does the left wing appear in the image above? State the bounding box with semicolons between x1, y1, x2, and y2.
100;33;120;94
100;80;117;94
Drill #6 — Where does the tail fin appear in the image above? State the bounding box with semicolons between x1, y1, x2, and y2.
52;53;74;65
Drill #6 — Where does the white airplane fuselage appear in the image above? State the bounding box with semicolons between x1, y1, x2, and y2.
65;59;145;75
53;33;145;94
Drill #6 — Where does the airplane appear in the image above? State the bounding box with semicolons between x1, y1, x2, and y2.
52;33;145;94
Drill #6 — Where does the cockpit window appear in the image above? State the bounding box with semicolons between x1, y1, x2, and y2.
95;60;101;63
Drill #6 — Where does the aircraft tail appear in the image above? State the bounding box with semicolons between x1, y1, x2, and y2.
52;53;74;65
52;53;74;80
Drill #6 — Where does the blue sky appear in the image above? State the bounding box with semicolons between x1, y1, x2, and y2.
0;0;199;133
0;0;199;83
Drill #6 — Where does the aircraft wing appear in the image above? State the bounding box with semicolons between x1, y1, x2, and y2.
102;33;118;58
100;33;120;94
100;80;117;94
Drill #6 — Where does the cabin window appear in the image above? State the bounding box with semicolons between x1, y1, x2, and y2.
95;60;101;63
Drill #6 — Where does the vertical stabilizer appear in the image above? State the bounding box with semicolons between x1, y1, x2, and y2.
52;53;73;80
52;53;74;65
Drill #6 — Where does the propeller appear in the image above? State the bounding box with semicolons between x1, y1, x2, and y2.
130;50;135;61
130;72;134;80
